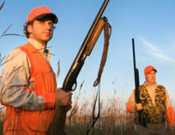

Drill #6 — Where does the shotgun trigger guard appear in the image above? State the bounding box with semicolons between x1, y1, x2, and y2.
93;78;100;87
72;81;77;91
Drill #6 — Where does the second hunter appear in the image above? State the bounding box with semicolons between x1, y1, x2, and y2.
127;65;175;135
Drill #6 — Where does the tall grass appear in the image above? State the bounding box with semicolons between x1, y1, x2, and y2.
65;93;136;135
64;91;175;135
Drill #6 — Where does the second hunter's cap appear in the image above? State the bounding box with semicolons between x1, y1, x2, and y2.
26;6;58;24
144;65;157;75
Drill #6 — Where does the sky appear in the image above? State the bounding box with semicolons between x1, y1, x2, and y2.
0;0;175;107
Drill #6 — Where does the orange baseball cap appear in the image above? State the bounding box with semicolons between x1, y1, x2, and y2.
27;6;58;24
144;65;157;75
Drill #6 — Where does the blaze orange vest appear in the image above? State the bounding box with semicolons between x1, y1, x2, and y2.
3;44;57;135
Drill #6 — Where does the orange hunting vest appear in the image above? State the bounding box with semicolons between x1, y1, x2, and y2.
3;44;57;135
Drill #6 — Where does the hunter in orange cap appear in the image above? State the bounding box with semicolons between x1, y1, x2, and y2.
0;5;72;135
127;65;175;135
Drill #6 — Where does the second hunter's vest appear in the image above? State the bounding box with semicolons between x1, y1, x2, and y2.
139;85;167;124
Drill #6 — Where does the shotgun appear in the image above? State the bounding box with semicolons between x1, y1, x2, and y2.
132;38;147;127
48;0;111;134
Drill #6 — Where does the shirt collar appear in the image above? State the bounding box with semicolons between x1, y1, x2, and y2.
28;38;52;62
28;38;46;52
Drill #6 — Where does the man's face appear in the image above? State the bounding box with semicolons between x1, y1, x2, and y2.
27;19;55;43
145;70;156;84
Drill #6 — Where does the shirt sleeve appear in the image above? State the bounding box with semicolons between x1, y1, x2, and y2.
165;90;175;127
126;89;136;113
0;48;55;110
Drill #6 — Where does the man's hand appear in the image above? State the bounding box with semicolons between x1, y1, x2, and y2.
56;88;72;107
136;103;143;111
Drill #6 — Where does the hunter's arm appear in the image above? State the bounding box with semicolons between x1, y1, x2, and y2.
0;48;56;110
165;89;175;127
127;90;136;113
127;89;143;113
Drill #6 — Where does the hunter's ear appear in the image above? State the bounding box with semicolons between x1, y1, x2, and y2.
27;24;32;33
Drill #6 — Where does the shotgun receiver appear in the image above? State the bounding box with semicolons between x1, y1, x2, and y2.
132;38;146;127
48;0;111;134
